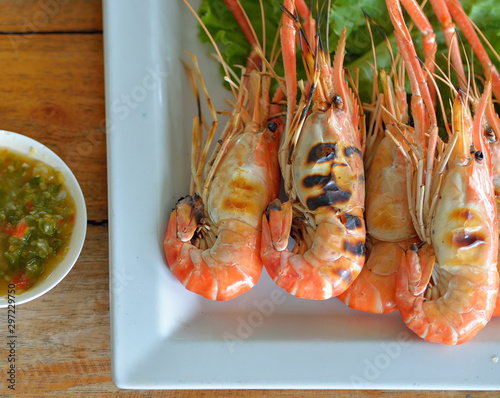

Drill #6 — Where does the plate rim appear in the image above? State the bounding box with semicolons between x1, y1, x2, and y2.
104;0;500;390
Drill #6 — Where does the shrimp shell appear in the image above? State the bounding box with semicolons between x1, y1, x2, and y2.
261;3;366;300
396;86;499;345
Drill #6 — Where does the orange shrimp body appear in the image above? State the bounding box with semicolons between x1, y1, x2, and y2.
339;237;419;313
338;65;417;313
423;0;500;318
164;1;282;301
396;88;499;345
165;67;281;301
339;128;418;312
364;67;415;243
365;137;414;242
487;126;500;316
261;4;365;300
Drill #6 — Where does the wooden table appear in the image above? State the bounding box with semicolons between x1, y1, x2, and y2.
0;1;495;396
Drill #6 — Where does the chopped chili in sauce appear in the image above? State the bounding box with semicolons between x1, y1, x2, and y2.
0;148;76;294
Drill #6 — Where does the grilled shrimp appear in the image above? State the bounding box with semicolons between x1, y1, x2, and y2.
489;133;500;316
397;86;499;344
164;0;282;300
435;0;500;316
260;0;365;300
338;60;419;313
388;0;498;344
412;0;500;317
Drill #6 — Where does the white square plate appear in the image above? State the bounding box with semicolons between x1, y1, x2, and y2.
104;0;500;389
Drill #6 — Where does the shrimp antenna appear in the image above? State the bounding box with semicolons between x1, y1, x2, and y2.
315;0;330;65
362;8;382;102
208;52;241;88
317;33;325;54
362;8;387;41
433;58;458;96
326;0;331;55
182;0;237;98
316;0;327;34
269;18;283;67
259;0;266;57
429;63;454;139
462;36;482;114
467;15;500;66
230;0;263;55
281;4;312;51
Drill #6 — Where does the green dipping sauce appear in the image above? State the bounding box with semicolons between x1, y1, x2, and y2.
0;147;76;294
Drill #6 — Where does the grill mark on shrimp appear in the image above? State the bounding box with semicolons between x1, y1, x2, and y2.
342;213;362;230
268;200;282;211
343;241;365;256
323;179;343;191
344;146;362;157
452;232;485;249
336;267;353;284
306;189;352;210
307;143;337;164
288;143;295;164
183;194;205;222
302;174;331;188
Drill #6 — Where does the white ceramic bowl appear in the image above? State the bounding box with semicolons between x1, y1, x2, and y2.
0;130;87;307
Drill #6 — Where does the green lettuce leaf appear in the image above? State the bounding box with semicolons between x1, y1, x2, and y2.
197;0;500;105
197;1;285;84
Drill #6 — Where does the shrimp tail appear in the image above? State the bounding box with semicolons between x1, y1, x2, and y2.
262;207;365;300
264;199;293;253
397;243;498;345
406;243;435;296
165;210;263;301
396;85;499;345
175;194;205;242
338;239;418;314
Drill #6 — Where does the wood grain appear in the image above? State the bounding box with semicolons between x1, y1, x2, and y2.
0;33;107;221
0;0;102;33
0;0;496;396
12;224;109;394
0;220;490;396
